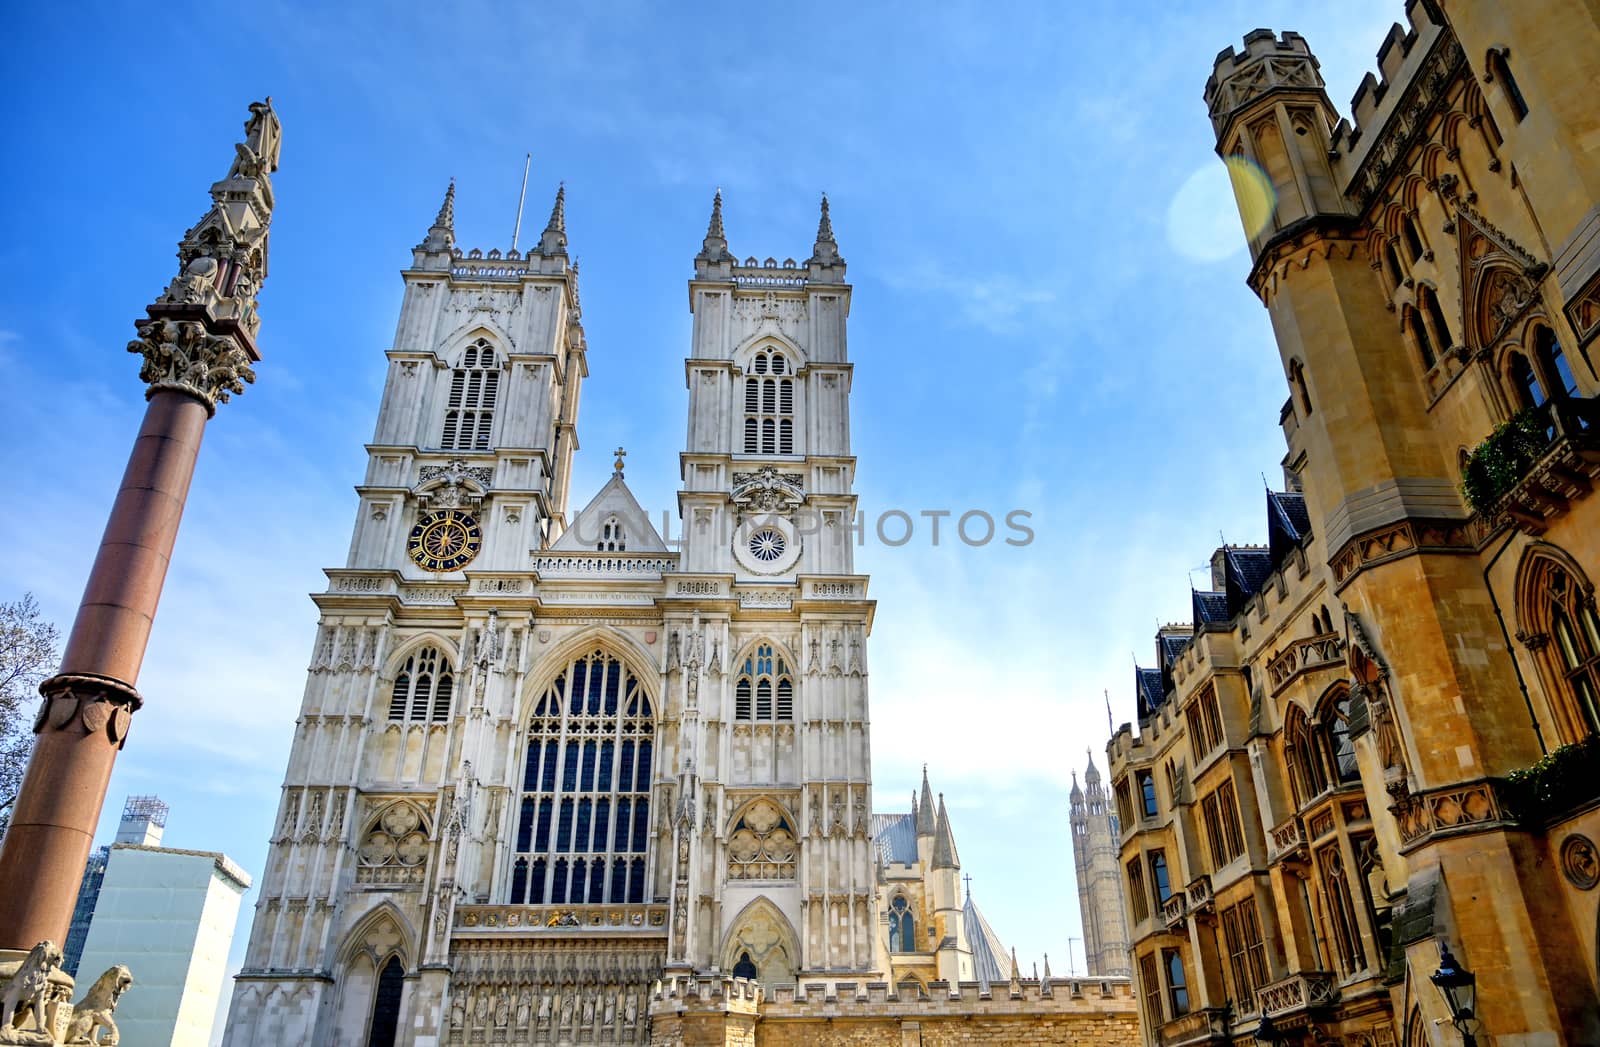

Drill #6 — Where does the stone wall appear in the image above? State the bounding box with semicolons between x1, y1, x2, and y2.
648;974;1140;1047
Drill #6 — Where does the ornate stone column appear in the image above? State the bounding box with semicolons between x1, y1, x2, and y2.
0;100;282;951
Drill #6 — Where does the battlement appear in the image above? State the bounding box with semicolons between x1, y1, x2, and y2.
1329;0;1453;183
650;972;1136;1015
1204;29;1325;136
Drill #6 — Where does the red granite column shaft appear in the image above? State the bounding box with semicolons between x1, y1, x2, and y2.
0;389;209;949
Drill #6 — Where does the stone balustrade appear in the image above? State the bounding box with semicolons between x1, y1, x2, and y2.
1257;970;1336;1015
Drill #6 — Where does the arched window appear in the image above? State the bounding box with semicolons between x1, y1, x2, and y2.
732;952;758;980
1402;215;1427;263
1534;326;1579;400
1406;306;1436;369
510;649;654;905
1488;48;1529;122
1284;705;1326;807
1384;240;1406;289
1519;555;1600;741
1510;351;1546;409
734;643;794;722
440;338;500;451
597;515;626;553
742;350;796;455
888;895;915;952
1317;688;1360;785
387;646;454;723
1164;949;1190;1016
1317;844;1367;975
1419;286;1453;359
367;956;405;1047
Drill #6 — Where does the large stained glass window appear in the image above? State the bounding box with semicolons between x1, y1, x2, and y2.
509;649;654;905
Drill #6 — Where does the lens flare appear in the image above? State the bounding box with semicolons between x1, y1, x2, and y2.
1224;155;1277;240
1166;156;1278;263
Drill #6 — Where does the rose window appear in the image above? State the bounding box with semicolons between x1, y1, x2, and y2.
749;528;786;563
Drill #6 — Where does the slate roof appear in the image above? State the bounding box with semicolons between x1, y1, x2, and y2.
871;813;918;865
1192;590;1230;625
963;892;1014;986
1136;667;1167;719
1267;490;1311;569
1159;633;1189;668
1224;547;1275;617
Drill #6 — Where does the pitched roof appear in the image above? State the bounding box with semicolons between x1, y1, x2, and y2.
549;472;667;553
1192;590;1230;625
1224;547;1275;617
1136;666;1167;719
1267;489;1311;568
963;891;1014;987
871;812;918;865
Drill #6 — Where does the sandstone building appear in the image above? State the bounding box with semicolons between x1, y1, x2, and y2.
1071;755;1132;978
1111;2;1600;1045
218;187;1136;1046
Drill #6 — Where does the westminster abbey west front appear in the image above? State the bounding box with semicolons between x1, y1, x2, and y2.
218;186;1138;1047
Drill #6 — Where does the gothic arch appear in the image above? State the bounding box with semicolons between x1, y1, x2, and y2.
720;897;801;985
340;899;415;969
1514;543;1600;743
729;635;801;675
383;633;461;680
732;330;808;373
437;321;514;364
515;626;660;723
724;797;799;881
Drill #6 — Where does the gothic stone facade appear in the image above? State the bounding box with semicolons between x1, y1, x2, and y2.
220;193;1137;1047
1112;3;1600;1046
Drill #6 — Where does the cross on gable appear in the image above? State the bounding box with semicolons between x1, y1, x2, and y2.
613;447;626;476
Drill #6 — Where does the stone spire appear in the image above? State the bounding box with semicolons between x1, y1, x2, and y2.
931;793;959;869
915;765;937;838
419;179;455;253
539;183;568;257
1083;749;1101;786
695;188;733;266
1070;769;1083;802
807;192;842;267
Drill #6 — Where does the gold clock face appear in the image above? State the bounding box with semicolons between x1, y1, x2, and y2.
407;509;483;572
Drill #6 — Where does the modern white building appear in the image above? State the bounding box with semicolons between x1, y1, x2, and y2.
74;830;251;1047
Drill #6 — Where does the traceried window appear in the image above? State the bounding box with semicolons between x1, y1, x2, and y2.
742;350;795;455
888;895;915;952
368;957;404;1047
1510;351;1547;409
509;649;654;906
727;799;797;881
1317;843;1367;975
1285;704;1327;807
1200;778;1246;868
1186;685;1224;760
1520;556;1600;740
387;646;455;722
735;643;794;722
1127;858;1150;923
1318;688;1361;785
597;515;626;553
1113;778;1135;828
1535;325;1579;400
1220;898;1270;1014
441;338;500;451
1138;953;1163;1028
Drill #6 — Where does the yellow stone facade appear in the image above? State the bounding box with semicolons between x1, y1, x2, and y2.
1112;2;1600;1045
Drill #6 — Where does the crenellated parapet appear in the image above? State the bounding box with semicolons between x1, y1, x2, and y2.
1205;29;1326;140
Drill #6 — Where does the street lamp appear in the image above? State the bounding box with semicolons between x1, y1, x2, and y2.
1429;944;1478;1046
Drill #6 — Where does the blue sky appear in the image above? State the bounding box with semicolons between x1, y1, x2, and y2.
1;0;1399;1029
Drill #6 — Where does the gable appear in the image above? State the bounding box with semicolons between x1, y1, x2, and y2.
550;473;668;553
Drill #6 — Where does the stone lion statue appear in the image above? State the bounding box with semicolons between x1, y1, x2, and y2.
0;939;63;1041
64;965;133;1046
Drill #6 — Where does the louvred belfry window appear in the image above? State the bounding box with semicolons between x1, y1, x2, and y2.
742;350;795;455
387;645;455;722
509;649;654;906
440;338;500;451
734;643;794;722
